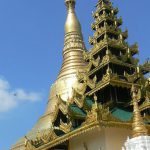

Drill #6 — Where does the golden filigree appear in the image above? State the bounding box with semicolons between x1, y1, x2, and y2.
59;102;68;115
83;94;110;125
40;129;54;144
86;61;93;72
121;48;139;65
93;56;100;67
73;88;85;108
86;76;96;89
101;55;110;64
57;94;69;115
139;79;150;110
59;120;72;133
76;70;86;82
124;67;144;83
101;67;112;82
30;129;58;148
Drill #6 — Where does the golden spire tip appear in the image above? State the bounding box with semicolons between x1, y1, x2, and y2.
65;0;76;8
65;0;76;3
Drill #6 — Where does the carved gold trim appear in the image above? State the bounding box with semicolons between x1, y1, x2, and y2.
59;120;72;133
86;76;140;96
25;129;58;150
89;38;138;57
73;88;85;108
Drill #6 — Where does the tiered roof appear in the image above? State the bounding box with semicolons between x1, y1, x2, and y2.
11;0;150;150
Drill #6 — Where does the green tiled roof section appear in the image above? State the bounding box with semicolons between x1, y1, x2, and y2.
85;97;94;108
69;104;86;119
111;107;133;122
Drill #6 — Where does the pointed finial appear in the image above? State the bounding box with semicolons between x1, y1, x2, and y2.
131;85;148;138
65;0;75;4
65;0;76;10
64;0;81;34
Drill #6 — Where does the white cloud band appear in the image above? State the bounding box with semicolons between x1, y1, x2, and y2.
0;77;42;112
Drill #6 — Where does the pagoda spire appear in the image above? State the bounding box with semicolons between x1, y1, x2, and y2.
45;0;86;113
131;85;148;138
57;0;86;79
64;0;81;34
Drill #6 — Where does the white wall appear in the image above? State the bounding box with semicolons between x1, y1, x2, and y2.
105;128;131;150
69;127;131;150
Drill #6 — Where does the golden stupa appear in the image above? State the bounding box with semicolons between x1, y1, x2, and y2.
11;0;86;149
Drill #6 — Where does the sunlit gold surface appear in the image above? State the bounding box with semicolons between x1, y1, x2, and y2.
11;0;150;149
131;85;148;138
11;1;86;149
45;0;86;113
65;0;81;34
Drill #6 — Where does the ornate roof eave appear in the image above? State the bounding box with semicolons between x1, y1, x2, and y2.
57;95;69;115
89;39;138;56
25;128;58;150
73;88;85;108
26;120;150;150
33;121;100;150
91;15;122;30
87;55;138;77
25;97;150;150
55;91;86;119
72;88;94;111
89;26;127;45
92;5;118;18
59;120;72;134
86;78;140;96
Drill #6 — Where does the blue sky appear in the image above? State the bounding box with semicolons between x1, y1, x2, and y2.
0;0;149;150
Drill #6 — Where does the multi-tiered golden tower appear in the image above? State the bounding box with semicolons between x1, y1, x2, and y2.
11;0;150;150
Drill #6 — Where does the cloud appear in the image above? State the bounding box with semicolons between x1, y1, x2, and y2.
0;78;42;112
